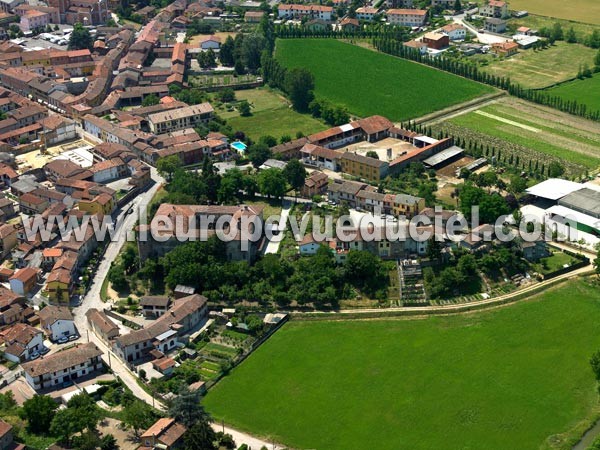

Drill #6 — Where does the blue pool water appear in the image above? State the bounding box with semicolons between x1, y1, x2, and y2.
231;141;247;152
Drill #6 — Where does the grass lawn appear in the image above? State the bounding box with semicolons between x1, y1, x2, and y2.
221;88;327;140
546;73;600;113
204;280;600;450
480;42;597;88
507;1;600;25
275;39;494;121
535;251;579;274
443;98;600;170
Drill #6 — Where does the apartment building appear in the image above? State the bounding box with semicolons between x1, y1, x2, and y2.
147;103;214;135
22;342;103;390
479;0;508;18
278;4;334;21
339;152;389;182
386;9;428;27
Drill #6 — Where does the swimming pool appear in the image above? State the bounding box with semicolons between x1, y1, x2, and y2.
231;141;247;152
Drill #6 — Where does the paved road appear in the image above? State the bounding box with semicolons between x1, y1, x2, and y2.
453;14;512;45
264;200;293;254
72;167;165;337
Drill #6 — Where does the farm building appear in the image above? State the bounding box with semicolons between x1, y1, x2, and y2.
422;146;464;169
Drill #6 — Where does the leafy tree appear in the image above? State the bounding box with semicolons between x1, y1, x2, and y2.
282;159;306;192
100;434;119;450
50;394;100;444
157;155;183;181
220;36;235;66
595;49;600;70
591;349;600;379
122;400;155;439
258;168;287;199
68;23;93;50
566;26;577;43
219;89;236;103
238;100;251;116
547;161;565;177
454;0;462;10
509;175;527;195
169;385;210;428
184;420;217;450
21;395;57;434
72;431;99;450
246;142;271;167
284;67;315;112
0;392;16;412
142;94;160;107
594;246;600;277
366;150;379;159
240;33;265;73
551;22;564;41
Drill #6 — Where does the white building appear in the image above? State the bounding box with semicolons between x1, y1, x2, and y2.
1;323;44;363
355;6;378;21
278;4;333;21
39;305;76;342
21;343;103;390
440;23;467;40
386;8;427;27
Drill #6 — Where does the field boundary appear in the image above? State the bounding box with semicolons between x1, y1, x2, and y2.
289;268;594;321
474;110;541;132
414;91;506;125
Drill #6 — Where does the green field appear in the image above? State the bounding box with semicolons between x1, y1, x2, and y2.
219;88;327;140
507;1;600;25
205;280;600;450
438;97;600;172
546;74;600;113
275;39;494;121
480;42;597;88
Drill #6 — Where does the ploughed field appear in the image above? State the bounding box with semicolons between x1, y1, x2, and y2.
204;280;600;450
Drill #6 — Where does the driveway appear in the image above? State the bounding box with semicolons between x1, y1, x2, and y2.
264;200;293;254
453;14;513;45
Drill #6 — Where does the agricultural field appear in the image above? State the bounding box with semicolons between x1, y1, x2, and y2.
204;280;600;450
545;74;600;113
433;97;600;174
478;42;597;88
275;39;494;121
218;88;327;140
507;1;600;25
509;15;600;41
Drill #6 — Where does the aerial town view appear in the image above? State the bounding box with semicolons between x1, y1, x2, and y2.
0;0;597;448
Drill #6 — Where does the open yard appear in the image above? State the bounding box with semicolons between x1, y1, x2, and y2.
507;1;600;25
275;39;494;121
204;280;600;450
434;97;600;174
545;74;600;114
479;42;597;88
219;88;327;140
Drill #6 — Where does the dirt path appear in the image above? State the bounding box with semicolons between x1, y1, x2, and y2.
474;110;541;132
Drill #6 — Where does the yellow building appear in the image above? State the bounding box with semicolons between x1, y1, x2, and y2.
45;268;71;303
340;152;389;183
78;193;116;215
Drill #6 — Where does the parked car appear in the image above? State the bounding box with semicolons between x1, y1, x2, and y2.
29;352;40;360
62;380;73;388
39;346;50;355
57;336;68;344
68;334;79;342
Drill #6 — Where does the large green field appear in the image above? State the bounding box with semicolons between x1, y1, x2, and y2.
204;280;600;450
274;39;494;121
218;88;327;140
546;74;600;114
507;0;600;25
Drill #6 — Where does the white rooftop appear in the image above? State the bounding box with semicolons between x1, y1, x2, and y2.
526;178;583;201
546;205;600;231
